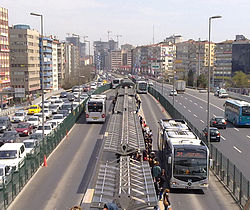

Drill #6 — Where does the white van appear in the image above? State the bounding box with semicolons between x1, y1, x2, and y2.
0;164;12;188
0;143;26;171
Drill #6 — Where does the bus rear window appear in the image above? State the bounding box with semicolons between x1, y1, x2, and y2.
88;102;103;112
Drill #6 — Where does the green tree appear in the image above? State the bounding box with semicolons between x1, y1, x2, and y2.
197;74;207;88
232;71;249;87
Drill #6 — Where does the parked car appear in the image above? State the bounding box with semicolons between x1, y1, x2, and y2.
35;123;53;136
0;143;26;171
29;133;43;142
0;117;11;133
28;105;41;115
52;114;64;124
60;91;68;98
170;90;178;96
26;116;40;128
11;111;27;123
202;127;221;142
210;117;227;129
23;139;40;155
0;131;19;146
0;164;12;188
15;123;33;136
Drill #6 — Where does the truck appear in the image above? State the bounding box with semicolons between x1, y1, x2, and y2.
175;80;186;93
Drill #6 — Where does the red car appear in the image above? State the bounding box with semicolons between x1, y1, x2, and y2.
15;122;33;136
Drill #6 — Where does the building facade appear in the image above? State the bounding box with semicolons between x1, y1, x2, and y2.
214;40;233;86
57;42;65;88
52;39;58;90
0;7;10;105
9;24;40;94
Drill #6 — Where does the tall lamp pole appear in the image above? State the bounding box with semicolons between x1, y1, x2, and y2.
207;15;222;150
30;12;45;154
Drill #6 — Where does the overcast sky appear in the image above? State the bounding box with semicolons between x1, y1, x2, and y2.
2;0;250;48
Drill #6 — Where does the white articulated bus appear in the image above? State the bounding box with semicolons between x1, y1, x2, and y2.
158;119;209;189
112;78;123;89
136;81;148;94
86;95;107;123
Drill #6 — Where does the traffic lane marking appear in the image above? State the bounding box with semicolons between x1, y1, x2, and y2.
184;106;186;109
189;100;192;102
247;135;250;139
194;114;197;117
200;120;204;123
221;136;226;141
188;110;191;112
179;102;182;105
233;146;242;153
234;128;239;132
200;106;203;109
194;103;198;105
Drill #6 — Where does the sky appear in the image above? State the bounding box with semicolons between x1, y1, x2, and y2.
1;0;250;48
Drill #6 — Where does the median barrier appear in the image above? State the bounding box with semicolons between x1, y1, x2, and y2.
148;86;249;209
0;83;111;210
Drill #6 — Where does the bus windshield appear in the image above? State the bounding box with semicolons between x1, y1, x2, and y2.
139;83;147;90
242;106;250;116
113;80;119;84
88;102;103;112
173;149;207;179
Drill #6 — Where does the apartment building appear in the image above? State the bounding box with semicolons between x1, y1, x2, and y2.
0;7;10;105
9;24;40;94
52;39;58;90
58;42;65;88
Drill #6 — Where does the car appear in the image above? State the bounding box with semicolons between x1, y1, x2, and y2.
0;131;19;146
40;100;50;108
11;111;27;123
48;104;59;114
0;117;12;133
28;105;41;115
49;96;58;103
54;99;64;108
80;93;88;100
52;114;65;124
26;116;40;128
170;90;178;96
23;139;40;155
67;93;75;101
46;120;58;130
210;117;227;129
43;109;52;119
90;82;97;90
148;82;154;87
35;123;53;136
218;89;229;98
61;103;73;113
0;164;12;188
203;127;220;142
15;123;33;136
60;91;68;98
214;87;220;96
29;133;43;142
199;89;207;93
34;113;46;122
73;92;80;99
57;109;69;118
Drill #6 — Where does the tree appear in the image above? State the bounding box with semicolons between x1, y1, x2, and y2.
232;71;249;87
187;70;194;86
197;74;207;88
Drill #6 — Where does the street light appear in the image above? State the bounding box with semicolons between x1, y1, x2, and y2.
30;12;45;155
207;15;222;150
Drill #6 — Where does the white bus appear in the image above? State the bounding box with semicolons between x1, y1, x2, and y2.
158;119;209;189
86;95;107;123
112;78;123;89
136;81;148;94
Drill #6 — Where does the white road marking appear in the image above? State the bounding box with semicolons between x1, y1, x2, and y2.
200;120;204;123
200;106;203;109
189;100;192;102
181;95;183;97
213;114;216;117
188;110;191;112
194;114;197;117
247;135;250;139
184;106;186;109
221;136;226;141
176;99;178;102
233;146;242;153
179;102;182;105
234;128;239;132
206;110;208;112
185;97;188;100
194;103;198;105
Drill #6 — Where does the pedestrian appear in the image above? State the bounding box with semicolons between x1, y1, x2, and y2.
143;150;148;161
152;161;161;179
70;206;82;210
162;189;171;210
103;202;118;210
154;177;161;199
159;169;167;200
138;99;141;109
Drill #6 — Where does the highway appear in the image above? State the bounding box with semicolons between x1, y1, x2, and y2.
7;90;114;210
154;82;250;181
140;93;240;210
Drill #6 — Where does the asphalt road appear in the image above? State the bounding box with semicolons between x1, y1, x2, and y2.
140;93;240;210
154;82;250;181
7;90;114;210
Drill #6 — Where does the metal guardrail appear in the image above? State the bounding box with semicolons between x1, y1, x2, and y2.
148;86;250;209
0;84;111;210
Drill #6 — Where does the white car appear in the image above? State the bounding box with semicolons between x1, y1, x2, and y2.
170;90;178;96
49;104;59;114
52;114;64;124
26;116;40;128
0;164;12;188
40;100;50;108
218;89;229;98
11;111;27;123
34;113;46;122
43;109;52;119
46;120;58;130
49;96;58;103
90;83;97;90
54;99;64;108
23;139;40;155
35;123;53;136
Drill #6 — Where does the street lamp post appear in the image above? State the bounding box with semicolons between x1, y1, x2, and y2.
30;12;45;155
207;15;222;150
